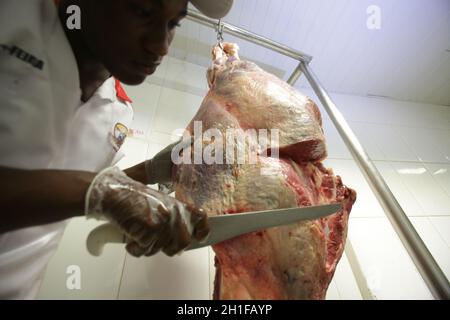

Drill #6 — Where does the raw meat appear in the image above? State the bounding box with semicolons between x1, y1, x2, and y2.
173;43;356;300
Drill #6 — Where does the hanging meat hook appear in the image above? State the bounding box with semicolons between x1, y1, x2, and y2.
215;18;225;50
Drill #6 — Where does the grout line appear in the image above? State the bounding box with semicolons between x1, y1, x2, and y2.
350;214;450;219
145;141;151;174
145;59;169;143
146;75;208;97
115;252;129;300
375;161;428;215
426;217;450;251
300;86;450;108
333;279;342;300
344;120;450;132
422;163;450;199
326;157;450;166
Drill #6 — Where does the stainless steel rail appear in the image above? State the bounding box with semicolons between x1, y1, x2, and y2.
185;9;450;300
186;9;313;63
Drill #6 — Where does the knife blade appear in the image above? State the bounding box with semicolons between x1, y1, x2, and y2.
86;203;341;256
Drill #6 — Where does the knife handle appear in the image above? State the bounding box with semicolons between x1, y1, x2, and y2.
86;223;125;256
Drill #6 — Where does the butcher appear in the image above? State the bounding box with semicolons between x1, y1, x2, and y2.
0;0;233;299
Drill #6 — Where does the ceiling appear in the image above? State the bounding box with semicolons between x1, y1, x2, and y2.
168;0;450;106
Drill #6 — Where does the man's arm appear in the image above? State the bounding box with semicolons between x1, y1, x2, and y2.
0;166;95;233
0;165;209;257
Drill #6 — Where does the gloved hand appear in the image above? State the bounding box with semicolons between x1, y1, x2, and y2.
145;136;193;185
85;166;209;257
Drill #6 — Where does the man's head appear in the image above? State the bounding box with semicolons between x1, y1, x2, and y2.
63;0;233;85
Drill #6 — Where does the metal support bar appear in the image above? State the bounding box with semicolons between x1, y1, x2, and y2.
185;8;450;300
186;10;313;63
287;62;303;85
299;62;450;300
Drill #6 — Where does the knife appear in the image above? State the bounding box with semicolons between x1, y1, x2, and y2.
86;203;341;256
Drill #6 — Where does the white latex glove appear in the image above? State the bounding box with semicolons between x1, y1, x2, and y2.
85;167;209;257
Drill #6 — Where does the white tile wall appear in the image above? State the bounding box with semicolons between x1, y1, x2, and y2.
118;248;210;300
425;164;450;197
410;217;450;280
390;162;450;216
348;217;433;299
148;131;176;151
325;281;340;300
374;162;425;216
164;56;209;92
122;83;161;139
437;129;450;161
331;253;363;300
150;87;203;136
115;137;149;170
429;217;450;249
362;124;418;162
397;126;449;163
321;118;352;159
347;122;386;161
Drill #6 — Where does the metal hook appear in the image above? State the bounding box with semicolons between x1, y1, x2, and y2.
215;19;224;49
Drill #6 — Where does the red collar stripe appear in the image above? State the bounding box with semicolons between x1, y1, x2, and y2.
115;79;133;103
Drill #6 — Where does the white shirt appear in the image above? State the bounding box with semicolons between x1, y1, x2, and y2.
0;0;133;299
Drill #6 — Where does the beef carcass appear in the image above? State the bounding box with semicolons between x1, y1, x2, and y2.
173;43;356;300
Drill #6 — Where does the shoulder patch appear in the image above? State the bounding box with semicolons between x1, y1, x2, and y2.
109;122;129;152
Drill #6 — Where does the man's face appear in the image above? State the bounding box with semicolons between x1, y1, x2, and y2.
80;0;188;85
